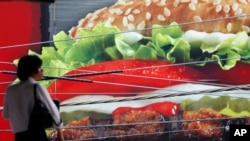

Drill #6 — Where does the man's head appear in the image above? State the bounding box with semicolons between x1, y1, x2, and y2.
17;55;43;81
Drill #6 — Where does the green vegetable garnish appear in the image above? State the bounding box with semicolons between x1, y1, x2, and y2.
25;22;250;87
181;96;250;117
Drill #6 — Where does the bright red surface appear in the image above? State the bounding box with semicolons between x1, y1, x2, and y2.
0;2;41;140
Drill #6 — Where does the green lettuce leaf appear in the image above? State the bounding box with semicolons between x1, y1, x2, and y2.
65;24;119;64
21;22;250;87
180;95;250;117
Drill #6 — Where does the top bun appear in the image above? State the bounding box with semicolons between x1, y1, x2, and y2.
69;0;250;38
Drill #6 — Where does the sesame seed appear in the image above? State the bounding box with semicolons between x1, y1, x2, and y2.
145;12;152;20
137;21;146;30
116;8;124;15
85;13;93;19
123;17;128;27
239;0;248;4
223;5;230;14
90;15;98;21
232;3;239;11
213;0;221;5
125;1;134;5
127;14;135;22
108;17;115;23
227;23;233;32
157;14;166;21
235;8;243;15
109;8;123;15
189;3;196;11
191;0;198;4
157;0;166;6
108;9;115;14
87;22;94;28
173;0;180;7
133;9;141;14
216;5;222;12
145;0;152;7
125;8;132;15
164;7;171;17
193;16;202;22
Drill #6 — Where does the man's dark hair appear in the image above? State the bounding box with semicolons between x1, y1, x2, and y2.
17;55;42;81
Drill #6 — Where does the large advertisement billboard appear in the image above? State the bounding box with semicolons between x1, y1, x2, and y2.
1;0;250;140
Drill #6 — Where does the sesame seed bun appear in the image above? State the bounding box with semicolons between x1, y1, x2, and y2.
69;0;250;38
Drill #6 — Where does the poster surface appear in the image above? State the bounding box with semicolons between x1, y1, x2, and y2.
1;0;250;140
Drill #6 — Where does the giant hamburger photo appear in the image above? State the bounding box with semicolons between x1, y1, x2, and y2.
1;0;250;141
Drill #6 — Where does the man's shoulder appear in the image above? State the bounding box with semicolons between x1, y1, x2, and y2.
6;82;19;90
7;81;34;91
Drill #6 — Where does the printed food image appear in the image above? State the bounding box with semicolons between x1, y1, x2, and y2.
48;93;250;141
40;0;250;140
1;0;250;141
24;0;250;140
35;0;250;97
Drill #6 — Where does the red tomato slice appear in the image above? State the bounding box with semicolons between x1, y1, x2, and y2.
48;59;206;101
197;62;250;85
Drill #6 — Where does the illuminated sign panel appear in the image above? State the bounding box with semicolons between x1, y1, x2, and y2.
0;0;250;141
